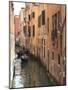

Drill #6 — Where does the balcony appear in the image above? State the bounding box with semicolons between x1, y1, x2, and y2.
51;29;57;46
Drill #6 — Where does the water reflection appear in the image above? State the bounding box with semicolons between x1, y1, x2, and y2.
12;56;57;88
13;75;24;88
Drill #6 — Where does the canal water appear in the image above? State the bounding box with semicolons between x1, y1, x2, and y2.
12;55;57;88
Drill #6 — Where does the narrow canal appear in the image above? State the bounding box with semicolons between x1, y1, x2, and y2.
12;55;57;88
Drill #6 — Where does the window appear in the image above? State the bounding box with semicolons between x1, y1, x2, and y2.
52;52;54;60
28;26;31;37
58;11;61;30
48;50;49;60
51;15;55;42
52;13;57;31
24;17;26;22
53;13;57;38
58;54;60;64
44;46;45;58
38;15;41;27
42;10;45;25
60;34;62;55
48;50;49;71
32;12;35;18
23;25;27;36
51;13;58;42
33;25;35;37
28;14;30;21
41;38;43;45
52;15;54;31
47;18;49;32
55;13;57;31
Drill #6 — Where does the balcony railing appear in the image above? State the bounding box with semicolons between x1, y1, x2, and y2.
51;29;57;42
51;16;66;46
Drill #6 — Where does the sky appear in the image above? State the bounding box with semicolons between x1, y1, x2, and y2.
13;2;25;15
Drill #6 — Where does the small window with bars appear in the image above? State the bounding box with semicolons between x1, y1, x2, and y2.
58;54;60;64
52;52;54;60
38;15;41;27
33;25;35;37
32;12;35;18
42;10;45;25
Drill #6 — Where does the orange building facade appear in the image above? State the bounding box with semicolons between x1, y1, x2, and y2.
19;3;66;85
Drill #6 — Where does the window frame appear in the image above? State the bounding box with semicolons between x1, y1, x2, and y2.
33;25;35;37
42;10;45;25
